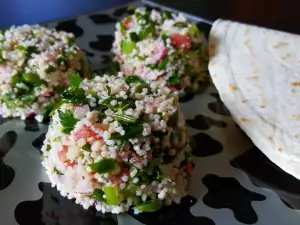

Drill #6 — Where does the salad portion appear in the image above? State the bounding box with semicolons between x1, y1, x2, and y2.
0;25;90;121
41;73;193;213
112;7;209;94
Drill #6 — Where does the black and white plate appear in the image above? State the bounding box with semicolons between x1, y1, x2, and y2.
1;1;300;225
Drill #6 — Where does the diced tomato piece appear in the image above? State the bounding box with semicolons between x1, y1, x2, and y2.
73;125;98;141
110;163;130;185
58;145;68;162
185;160;193;174
147;151;152;162
123;18;133;29
171;34;191;52
65;160;76;167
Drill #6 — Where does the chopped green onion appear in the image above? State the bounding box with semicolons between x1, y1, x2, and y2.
173;22;188;28
70;72;83;88
121;40;136;55
88;158;119;174
53;167;64;175
135;199;163;212
46;144;51;152
11;74;24;85
49;102;64;116
53;137;61;142
91;189;106;202
167;72;180;85
58;109;79;134
124;75;145;84
114;113;137;124
102;96;135;111
119;22;125;35
129;32;139;42
103;186;119;206
82;144;91;152
66;36;75;45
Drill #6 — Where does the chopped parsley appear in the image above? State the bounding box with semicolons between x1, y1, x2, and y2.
58;109;79;134
45;65;56;74
82;144;92;152
46;144;51;152
70;72;83;88
124;75;145;84
91;189;106;202
61;87;87;104
110;123;143;140
88;159;119;174
167;72;180;85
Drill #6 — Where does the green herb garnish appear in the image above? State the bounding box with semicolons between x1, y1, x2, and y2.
53;167;64;175
135;83;151;94
129;32;139;42
119;22;125;35
66;36;75;45
103;186;119;206
82;144;92;152
22;73;45;86
45;65;56;74
110;123;143;140
91;189;106;202
102;97;135;111
53;137;61;142
70;72;83;88
124;75;145;84
114;113;137;124
58;109;79;134
173;22;188;28
139;25;154;40
167;72;180;85
88;158;119;174
163;10;172;19
61;87;87;104
157;57;168;70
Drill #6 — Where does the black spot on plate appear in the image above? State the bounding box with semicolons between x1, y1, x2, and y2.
89;14;117;24
113;7;129;17
82;49;95;57
192;133;223;157
186;114;227;130
179;93;195;103
56;19;83;37
196;22;211;39
129;195;215;225
89;35;114;52
32;133;46;154
231;146;300;209
203;174;266;224
0;131;17;190
208;93;231;116
15;182;118;225
24;118;39;131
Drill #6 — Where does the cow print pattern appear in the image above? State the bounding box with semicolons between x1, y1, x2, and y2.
0;131;17;190
203;174;266;224
15;182;118;225
0;2;299;225
186;114;227;130
208;93;231;116
129;196;215;225
89;35;114;52
192;133;223;157
56;19;83;37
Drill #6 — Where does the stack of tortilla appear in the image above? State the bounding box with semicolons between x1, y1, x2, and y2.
209;19;300;179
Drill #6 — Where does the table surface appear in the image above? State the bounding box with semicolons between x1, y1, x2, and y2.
1;0;300;34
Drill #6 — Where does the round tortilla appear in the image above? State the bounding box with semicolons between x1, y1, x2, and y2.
209;19;300;180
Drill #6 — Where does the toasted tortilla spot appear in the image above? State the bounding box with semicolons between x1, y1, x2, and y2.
273;42;289;48
242;99;248;103
292;114;300;121
244;28;249;36
248;76;258;81
291;82;300;87
295;134;300;138
210;61;216;67
267;136;273;142
241;117;249;123
229;84;238;92
278;148;283;152
260;104;266;108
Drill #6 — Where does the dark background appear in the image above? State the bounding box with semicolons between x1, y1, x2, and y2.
1;0;300;34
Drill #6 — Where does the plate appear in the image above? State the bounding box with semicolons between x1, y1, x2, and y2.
1;1;300;225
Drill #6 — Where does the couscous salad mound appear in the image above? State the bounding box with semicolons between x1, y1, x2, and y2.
112;7;209;94
0;25;90;121
41;73;193;214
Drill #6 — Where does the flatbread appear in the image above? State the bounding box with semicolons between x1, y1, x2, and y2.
209;19;300;179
